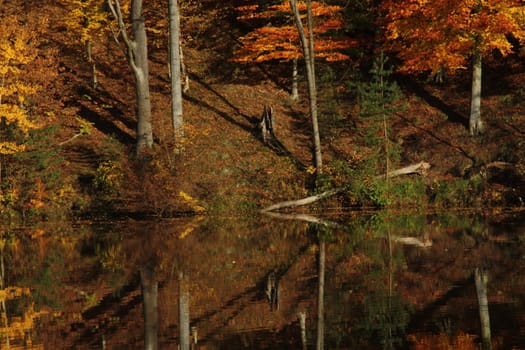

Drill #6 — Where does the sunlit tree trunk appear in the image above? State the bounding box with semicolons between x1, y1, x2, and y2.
470;47;483;136
290;0;323;174
141;266;159;350
108;0;153;155
475;268;492;350
86;40;98;89
169;0;184;152
291;57;299;101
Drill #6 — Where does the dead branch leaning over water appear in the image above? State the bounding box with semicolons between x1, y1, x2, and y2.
260;161;431;212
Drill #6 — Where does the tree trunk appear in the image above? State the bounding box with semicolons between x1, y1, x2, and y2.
141;266;159;350
475;268;492;350
132;0;153;154
108;0;153;155
470;48;483;136
316;240;325;350
169;0;184;151
179;273;190;350
291;57;299;101
289;0;323;173
86;40;98;89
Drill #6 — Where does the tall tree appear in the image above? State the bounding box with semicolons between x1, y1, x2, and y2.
108;0;153;154
290;0;323;173
381;0;525;135
60;0;110;89
234;1;355;101
0;15;39;156
169;0;184;152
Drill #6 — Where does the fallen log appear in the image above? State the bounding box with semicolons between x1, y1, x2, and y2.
261;161;431;213
260;187;345;213
379;161;431;179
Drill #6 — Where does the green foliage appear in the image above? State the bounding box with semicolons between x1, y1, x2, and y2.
355;52;404;175
1;126;67;220
317;65;346;128
93;160;123;196
429;176;485;208
362;291;411;349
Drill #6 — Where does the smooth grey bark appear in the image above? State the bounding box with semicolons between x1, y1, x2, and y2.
108;0;153;155
169;0;184;150
289;0;323;173
470;48;483;136
475;268;492;350
179;273;190;350
140;266;159;350
86;40;98;89
291;57;299;101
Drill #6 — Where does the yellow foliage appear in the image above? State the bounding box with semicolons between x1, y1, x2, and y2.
60;0;111;44
0;15;40;155
179;191;207;213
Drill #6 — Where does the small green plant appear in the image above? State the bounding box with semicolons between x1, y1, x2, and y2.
430;176;485;208
93;160;123;195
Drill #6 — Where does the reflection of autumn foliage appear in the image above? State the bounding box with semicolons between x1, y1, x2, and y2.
0;287;45;349
408;331;477;350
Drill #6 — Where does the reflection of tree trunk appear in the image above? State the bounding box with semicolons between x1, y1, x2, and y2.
317;240;325;350
298;311;307;350
141;266;158;350
475;268;491;350
0;243;8;348
179;272;190;350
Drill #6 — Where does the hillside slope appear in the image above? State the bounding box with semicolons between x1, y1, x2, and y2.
21;1;525;215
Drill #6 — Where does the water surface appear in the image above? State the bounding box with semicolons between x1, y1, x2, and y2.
1;210;525;349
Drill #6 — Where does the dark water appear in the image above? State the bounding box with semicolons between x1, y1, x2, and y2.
2;210;525;349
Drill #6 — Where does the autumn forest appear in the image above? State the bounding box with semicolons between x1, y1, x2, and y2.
2;1;525;349
0;0;524;216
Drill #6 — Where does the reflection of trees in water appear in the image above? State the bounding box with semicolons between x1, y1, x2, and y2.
362;291;410;349
475;268;491;350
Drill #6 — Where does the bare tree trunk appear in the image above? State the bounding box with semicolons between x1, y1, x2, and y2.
291;57;299;101
108;0;153;155
86;40;98;89
470;48;483;136
141;266;159;350
289;0;323;174
180;45;190;93
169;0;184;152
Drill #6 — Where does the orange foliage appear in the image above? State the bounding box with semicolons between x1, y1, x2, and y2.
381;0;525;73
233;1;356;63
408;331;478;350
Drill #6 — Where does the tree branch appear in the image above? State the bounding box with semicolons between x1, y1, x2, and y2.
261;162;431;212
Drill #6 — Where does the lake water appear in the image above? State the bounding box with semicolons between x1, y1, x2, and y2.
1;209;525;349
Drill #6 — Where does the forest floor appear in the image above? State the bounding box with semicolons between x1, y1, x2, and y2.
44;1;525;216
